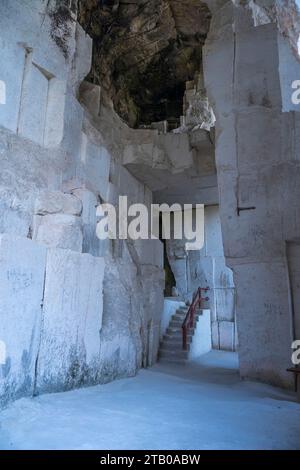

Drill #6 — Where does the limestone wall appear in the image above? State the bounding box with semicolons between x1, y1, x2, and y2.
0;0;164;406
189;309;212;359
0;235;47;406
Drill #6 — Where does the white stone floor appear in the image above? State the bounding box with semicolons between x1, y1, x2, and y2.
0;351;300;450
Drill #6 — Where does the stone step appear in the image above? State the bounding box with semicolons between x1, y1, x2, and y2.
169;318;199;328
175;310;188;317
175;311;187;317
166;328;181;336
161;335;193;347
166;326;195;336
173;306;202;316
159;305;203;363
160;341;190;352
159;349;189;360
171;314;200;325
172;313;187;320
176;308;188;314
169;320;184;328
178;306;203;313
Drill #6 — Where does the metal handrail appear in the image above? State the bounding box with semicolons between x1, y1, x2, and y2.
182;287;210;350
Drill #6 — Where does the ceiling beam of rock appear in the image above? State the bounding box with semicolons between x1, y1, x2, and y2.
78;0;211;128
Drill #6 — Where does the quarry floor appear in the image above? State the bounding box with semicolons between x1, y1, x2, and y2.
0;351;300;450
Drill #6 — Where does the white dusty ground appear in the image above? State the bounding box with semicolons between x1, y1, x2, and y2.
0;351;299;450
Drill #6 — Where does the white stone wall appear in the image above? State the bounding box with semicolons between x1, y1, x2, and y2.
189;309;212;359
203;1;300;388
0;235;46;407
0;1;165;406
36;249;105;394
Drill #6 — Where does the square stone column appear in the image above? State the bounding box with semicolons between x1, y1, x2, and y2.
203;2;300;388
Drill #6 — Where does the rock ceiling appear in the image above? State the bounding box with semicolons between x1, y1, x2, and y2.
78;0;211;128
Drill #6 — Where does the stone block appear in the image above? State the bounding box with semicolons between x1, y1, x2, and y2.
123;142;155;166
211;321;220;349
0;80;5;105
35;191;82;216
235;24;282;109
206;286;216;321
215;287;236;322
79;134;111;200
72;188;97;225
237;108;283;171
213;257;234;288
79;81;101;117
0;198;30;238
18;61;50;146
0;0;72;138
33;213;83;252
140;265;165;327
134;239;164;268
160;133;193;172
144;186;152;210
71;24;93;93
278;32;300;112
214;115;237;170
100;254;145;379
36;249;105;393
107;182;119;205
0;125;64;200
119;165;144;205
219;321;234;351
72;188;107;257
0;235;46;406
204;206;224;257
43;78;67;148
169;257;188;296
203;18;235;116
234;316;239;351
189;309;212;359
192;256;214;287
233;260;293;388
0;43;25;132
62;92;84;179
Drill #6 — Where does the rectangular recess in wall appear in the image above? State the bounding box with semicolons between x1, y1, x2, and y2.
17;47;66;147
17;54;49;146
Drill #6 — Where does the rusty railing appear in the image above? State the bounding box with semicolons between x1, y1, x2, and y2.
182;287;210;350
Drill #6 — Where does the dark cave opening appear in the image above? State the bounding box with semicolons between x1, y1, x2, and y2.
78;0;211;128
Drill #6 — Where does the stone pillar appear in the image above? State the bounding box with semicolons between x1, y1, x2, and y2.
188;206;237;352
166;237;189;298
203;2;300;388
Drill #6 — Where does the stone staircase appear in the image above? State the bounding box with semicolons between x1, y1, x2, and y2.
158;305;201;364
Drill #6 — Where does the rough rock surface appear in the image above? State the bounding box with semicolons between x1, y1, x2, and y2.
35;191;82;216
230;1;300;57
78;0;211;127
